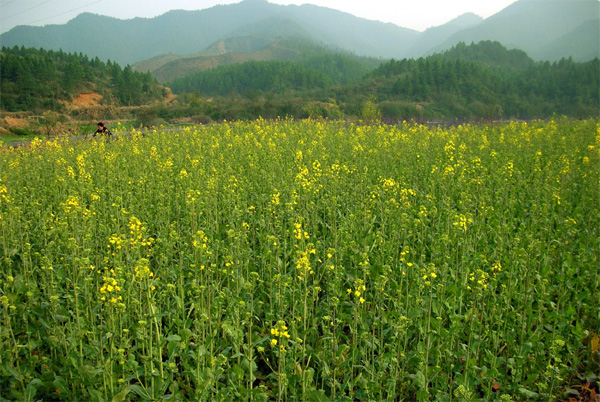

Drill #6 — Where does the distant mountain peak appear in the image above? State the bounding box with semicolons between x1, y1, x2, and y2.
420;12;482;32
404;12;483;58
448;12;484;26
0;0;596;64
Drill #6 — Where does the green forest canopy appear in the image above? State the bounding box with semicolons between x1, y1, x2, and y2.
1;41;598;120
167;41;598;119
0;46;166;112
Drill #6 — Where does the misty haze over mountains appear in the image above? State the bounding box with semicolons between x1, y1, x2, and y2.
1;0;598;68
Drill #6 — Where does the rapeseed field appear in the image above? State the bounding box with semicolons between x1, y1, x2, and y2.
1;118;598;401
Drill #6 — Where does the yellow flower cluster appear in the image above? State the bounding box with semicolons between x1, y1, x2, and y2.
192;230;210;252
421;263;438;287
491;261;502;278
468;269;489;291
271;190;280;206
108;234;124;251
399;247;410;263
293;222;310;241
128;216;144;245
134;258;154;280
270;320;291;349
186;189;201;204
295;246;316;278
358;253;370;269
453;213;473;232
0;184;11;204
295;166;312;190
325;249;335;271
99;267;123;304
347;279;366;304
381;177;399;192
128;216;154;248
76;153;92;182
62;195;81;214
503;161;515;179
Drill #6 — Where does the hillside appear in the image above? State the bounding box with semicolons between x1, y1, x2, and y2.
426;0;600;60
0;0;416;65
132;36;281;74
2;0;597;66
0;46;167;112
1;42;597;122
169;60;331;97
168;48;380;96
349;41;599;118
440;41;534;72
162;41;598;121
135;38;380;84
404;13;483;59
134;37;305;83
539;19;600;62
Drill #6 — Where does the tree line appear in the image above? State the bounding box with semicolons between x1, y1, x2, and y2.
1;42;598;121
364;41;599;118
0;46;166;112
166;41;598;120
168;51;378;96
169;61;330;96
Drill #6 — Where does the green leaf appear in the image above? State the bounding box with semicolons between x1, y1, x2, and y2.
308;389;331;402
25;378;43;400
166;334;181;342
127;384;150;399
53;376;69;394
6;366;22;381
89;388;106;402
111;388;130;402
417;390;430;402
519;387;538;398
416;370;426;388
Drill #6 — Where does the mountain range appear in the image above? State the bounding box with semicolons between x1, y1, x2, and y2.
1;0;598;73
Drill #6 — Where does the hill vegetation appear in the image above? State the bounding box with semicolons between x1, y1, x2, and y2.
360;41;599;118
0;46;167;112
137;38;380;84
162;41;598;121
170;60;329;96
0;41;597;127
168;45;379;96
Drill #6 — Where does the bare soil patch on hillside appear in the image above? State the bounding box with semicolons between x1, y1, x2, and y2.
71;93;103;107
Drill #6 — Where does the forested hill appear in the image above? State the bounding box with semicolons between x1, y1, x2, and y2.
437;41;534;73
360;42;599;118
166;41;598;120
1;42;598;120
0;46;167;112
168;50;379;95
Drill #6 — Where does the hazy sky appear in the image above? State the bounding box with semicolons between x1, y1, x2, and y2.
0;0;518;34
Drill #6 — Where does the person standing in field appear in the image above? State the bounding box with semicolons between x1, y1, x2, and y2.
91;122;112;139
